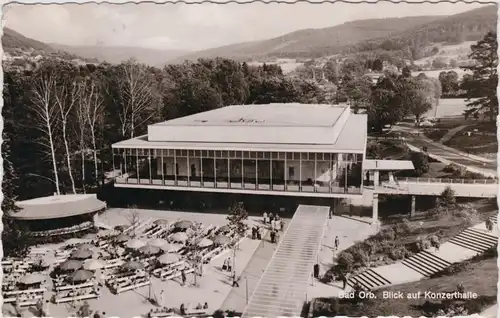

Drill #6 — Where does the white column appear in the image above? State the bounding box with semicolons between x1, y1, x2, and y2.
227;157;230;185
284;154;288;189
372;193;379;225
374;170;380;187
255;158;258;188
314;153;317;192
161;150;164;185
187;151;190;185
136;151;139;184
174;151;177;185
200;153;203;186
148;154;152;184
411;195;416;217
299;154;302;192
241;155;244;187
270;154;273;190
214;156;217;185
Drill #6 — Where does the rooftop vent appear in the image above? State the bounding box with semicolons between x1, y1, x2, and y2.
228;118;265;124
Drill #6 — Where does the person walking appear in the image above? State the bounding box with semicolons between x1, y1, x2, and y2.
232;272;240;287
181;270;186;286
271;219;276;231
227;257;232;272
268;213;274;224
270;230;276;243
263;212;268;224
334;236;340;250
159;290;165;307
275;230;280;244
313;264;320;279
280;219;285;231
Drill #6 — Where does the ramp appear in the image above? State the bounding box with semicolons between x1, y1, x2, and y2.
241;205;330;318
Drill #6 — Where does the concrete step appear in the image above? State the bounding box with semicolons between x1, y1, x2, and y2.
402;250;451;277
347;268;391;291
449;228;497;253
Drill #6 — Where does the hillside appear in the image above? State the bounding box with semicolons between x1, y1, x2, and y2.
2;27;91;63
351;5;497;59
3;27;56;55
171;5;496;62
170;16;443;63
50;44;189;67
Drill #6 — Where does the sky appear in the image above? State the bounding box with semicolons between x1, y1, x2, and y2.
3;1;494;51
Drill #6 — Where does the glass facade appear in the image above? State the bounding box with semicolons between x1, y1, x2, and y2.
113;148;364;195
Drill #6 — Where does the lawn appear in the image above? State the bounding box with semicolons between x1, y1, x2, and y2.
444;133;497;154
313;257;497;317
321;199;496;285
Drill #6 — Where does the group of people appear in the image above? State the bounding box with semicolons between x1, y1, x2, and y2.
251;226;262;240
263;212;284;230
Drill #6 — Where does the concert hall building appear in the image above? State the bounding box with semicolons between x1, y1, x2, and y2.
112;103;366;196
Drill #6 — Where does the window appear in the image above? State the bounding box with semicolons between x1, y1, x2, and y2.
188;150;195;157
288;167;295;178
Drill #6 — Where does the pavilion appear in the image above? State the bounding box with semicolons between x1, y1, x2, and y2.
111;103;413;222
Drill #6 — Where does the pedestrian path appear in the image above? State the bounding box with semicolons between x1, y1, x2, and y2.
347;217;499;291
439;125;468;143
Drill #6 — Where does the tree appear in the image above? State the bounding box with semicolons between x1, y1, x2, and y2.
29;59;62;195
461;31;498;121
54;62;80;194
410;152;429;176
226;202;249;272
341;75;373;113
114;59;160;138
439;71;460;95
127;206;141;238
439;186;456;207
372;59;383;72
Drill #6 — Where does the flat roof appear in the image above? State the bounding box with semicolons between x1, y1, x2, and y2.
113;105;367;153
12;194;107;220
364;159;415;171
151;103;346;128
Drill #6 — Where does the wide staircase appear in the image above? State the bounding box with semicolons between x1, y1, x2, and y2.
241;205;330;318
402;250;451;277
449;227;498;253
347;269;391;291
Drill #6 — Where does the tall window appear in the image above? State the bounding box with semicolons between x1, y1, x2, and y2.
288;167;295;178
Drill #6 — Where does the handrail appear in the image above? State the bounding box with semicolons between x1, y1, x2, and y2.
396;177;497;185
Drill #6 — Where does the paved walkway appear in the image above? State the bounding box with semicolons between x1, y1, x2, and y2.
374;180;497;198
439;125;468;143
479;304;498;318
405;138;496;178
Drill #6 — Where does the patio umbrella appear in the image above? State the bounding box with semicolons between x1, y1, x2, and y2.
138;245;161;256
148;238;169;248
19;273;46;285
126;238;146;249
115;234;130;243
154;219;170;225
218;225;230;233
158;254;180;265
59;259;83;271
70;248;93;260
122;260;144;271
70;269;94;282
34;256;53;268
77;243;94;250
174;220;193;230
114;225;128;232
213;235;231;246
99;229;118;237
197;238;213;248
170;232;188;243
83;259;106;271
160;243;183;253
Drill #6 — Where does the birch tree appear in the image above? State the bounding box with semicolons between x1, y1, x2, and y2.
75;85;89;192
80;75;105;185
116;59;159;138
54;64;80;194
29;61;61;195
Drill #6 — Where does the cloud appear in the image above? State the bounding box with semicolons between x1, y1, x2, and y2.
3;2;490;51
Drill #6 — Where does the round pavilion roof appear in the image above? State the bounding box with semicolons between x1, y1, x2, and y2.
11;194;106;220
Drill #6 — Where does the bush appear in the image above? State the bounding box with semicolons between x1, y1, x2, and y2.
442;164;459;173
351;248;370;267
439;186;456;207
392;219;412;238
410;152;429;176
388;245;410;260
337;252;355;273
429;235;440;244
376;227;396;241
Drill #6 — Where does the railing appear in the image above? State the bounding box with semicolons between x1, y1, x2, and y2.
115;177;363;195
397;177;497;185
